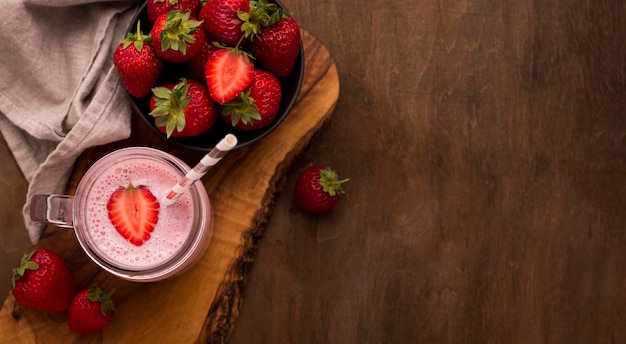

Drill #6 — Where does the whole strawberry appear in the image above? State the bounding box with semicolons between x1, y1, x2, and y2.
150;78;218;138
147;0;201;24
113;21;164;98
221;69;282;131
12;248;76;312
67;285;115;335
186;37;219;81
199;0;251;46
294;166;350;213
151;10;205;62
249;2;301;78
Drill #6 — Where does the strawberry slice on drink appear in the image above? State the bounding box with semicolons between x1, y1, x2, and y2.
204;48;254;103
107;183;160;246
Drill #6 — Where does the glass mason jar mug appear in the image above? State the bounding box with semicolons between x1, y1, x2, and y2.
30;147;213;282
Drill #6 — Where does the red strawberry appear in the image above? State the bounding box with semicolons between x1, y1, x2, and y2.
107;183;160;246
113;21;164;98
221;69;282;131
249;8;301;78
294;166;350;213
204;48;254;103
186;37;219;81
12;248;76;312
198;0;251;46
67;285;115;335
150;78;218;137
151;10;205;62
147;0;201;24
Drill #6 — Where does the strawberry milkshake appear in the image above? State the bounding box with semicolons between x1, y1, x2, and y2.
85;157;195;271
30;147;213;282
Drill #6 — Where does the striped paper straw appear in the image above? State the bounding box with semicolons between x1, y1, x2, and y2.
161;134;238;206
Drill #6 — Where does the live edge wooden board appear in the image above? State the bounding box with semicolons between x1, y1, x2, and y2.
0;29;338;344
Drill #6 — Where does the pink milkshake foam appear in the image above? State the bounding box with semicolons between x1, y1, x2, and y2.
84;158;194;270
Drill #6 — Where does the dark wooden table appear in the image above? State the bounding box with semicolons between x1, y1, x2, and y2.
1;0;625;342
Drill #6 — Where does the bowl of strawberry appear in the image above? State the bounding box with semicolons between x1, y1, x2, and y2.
113;0;304;151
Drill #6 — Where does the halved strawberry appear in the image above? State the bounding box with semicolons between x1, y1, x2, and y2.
204;48;254;103
107;183;160;246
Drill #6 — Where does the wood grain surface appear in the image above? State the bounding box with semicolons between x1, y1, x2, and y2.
0;29;338;343
0;0;625;343
228;0;626;343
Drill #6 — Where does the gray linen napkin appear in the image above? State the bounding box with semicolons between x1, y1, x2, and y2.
0;0;142;244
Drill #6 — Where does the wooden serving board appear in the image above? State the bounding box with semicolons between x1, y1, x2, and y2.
0;29;338;344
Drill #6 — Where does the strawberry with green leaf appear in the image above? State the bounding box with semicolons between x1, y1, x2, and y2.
249;0;301;78
12;248;76;312
204;48;254;103
107;183;160;246
221;69;282;131
151;10;205;62
113;21;164;98
294;166;350;213
67;285;115;335
150;78;217;138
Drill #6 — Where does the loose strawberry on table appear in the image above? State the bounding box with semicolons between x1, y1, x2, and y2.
221;69;282;131
150;78;218;137
151;10;205;62
113;21;164;98
147;0;201;25
107;183;160;246
294;166;350;214
12;248;76;312
67;285;115;335
204;48;255;103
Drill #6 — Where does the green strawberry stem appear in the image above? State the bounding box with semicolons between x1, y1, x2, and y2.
238;5;269;41
122;20;152;52
238;0;294;44
87;285;115;315
11;250;39;288
159;10;203;55
320;167;350;196
150;78;191;138
222;90;261;126
250;0;293;26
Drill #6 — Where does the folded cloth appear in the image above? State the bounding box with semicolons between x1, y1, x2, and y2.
0;0;142;244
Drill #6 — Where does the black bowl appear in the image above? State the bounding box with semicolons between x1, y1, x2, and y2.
125;0;304;151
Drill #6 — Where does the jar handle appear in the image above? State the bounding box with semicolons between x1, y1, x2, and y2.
29;195;75;228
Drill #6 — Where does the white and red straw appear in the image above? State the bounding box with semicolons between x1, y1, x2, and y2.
161;134;238;206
